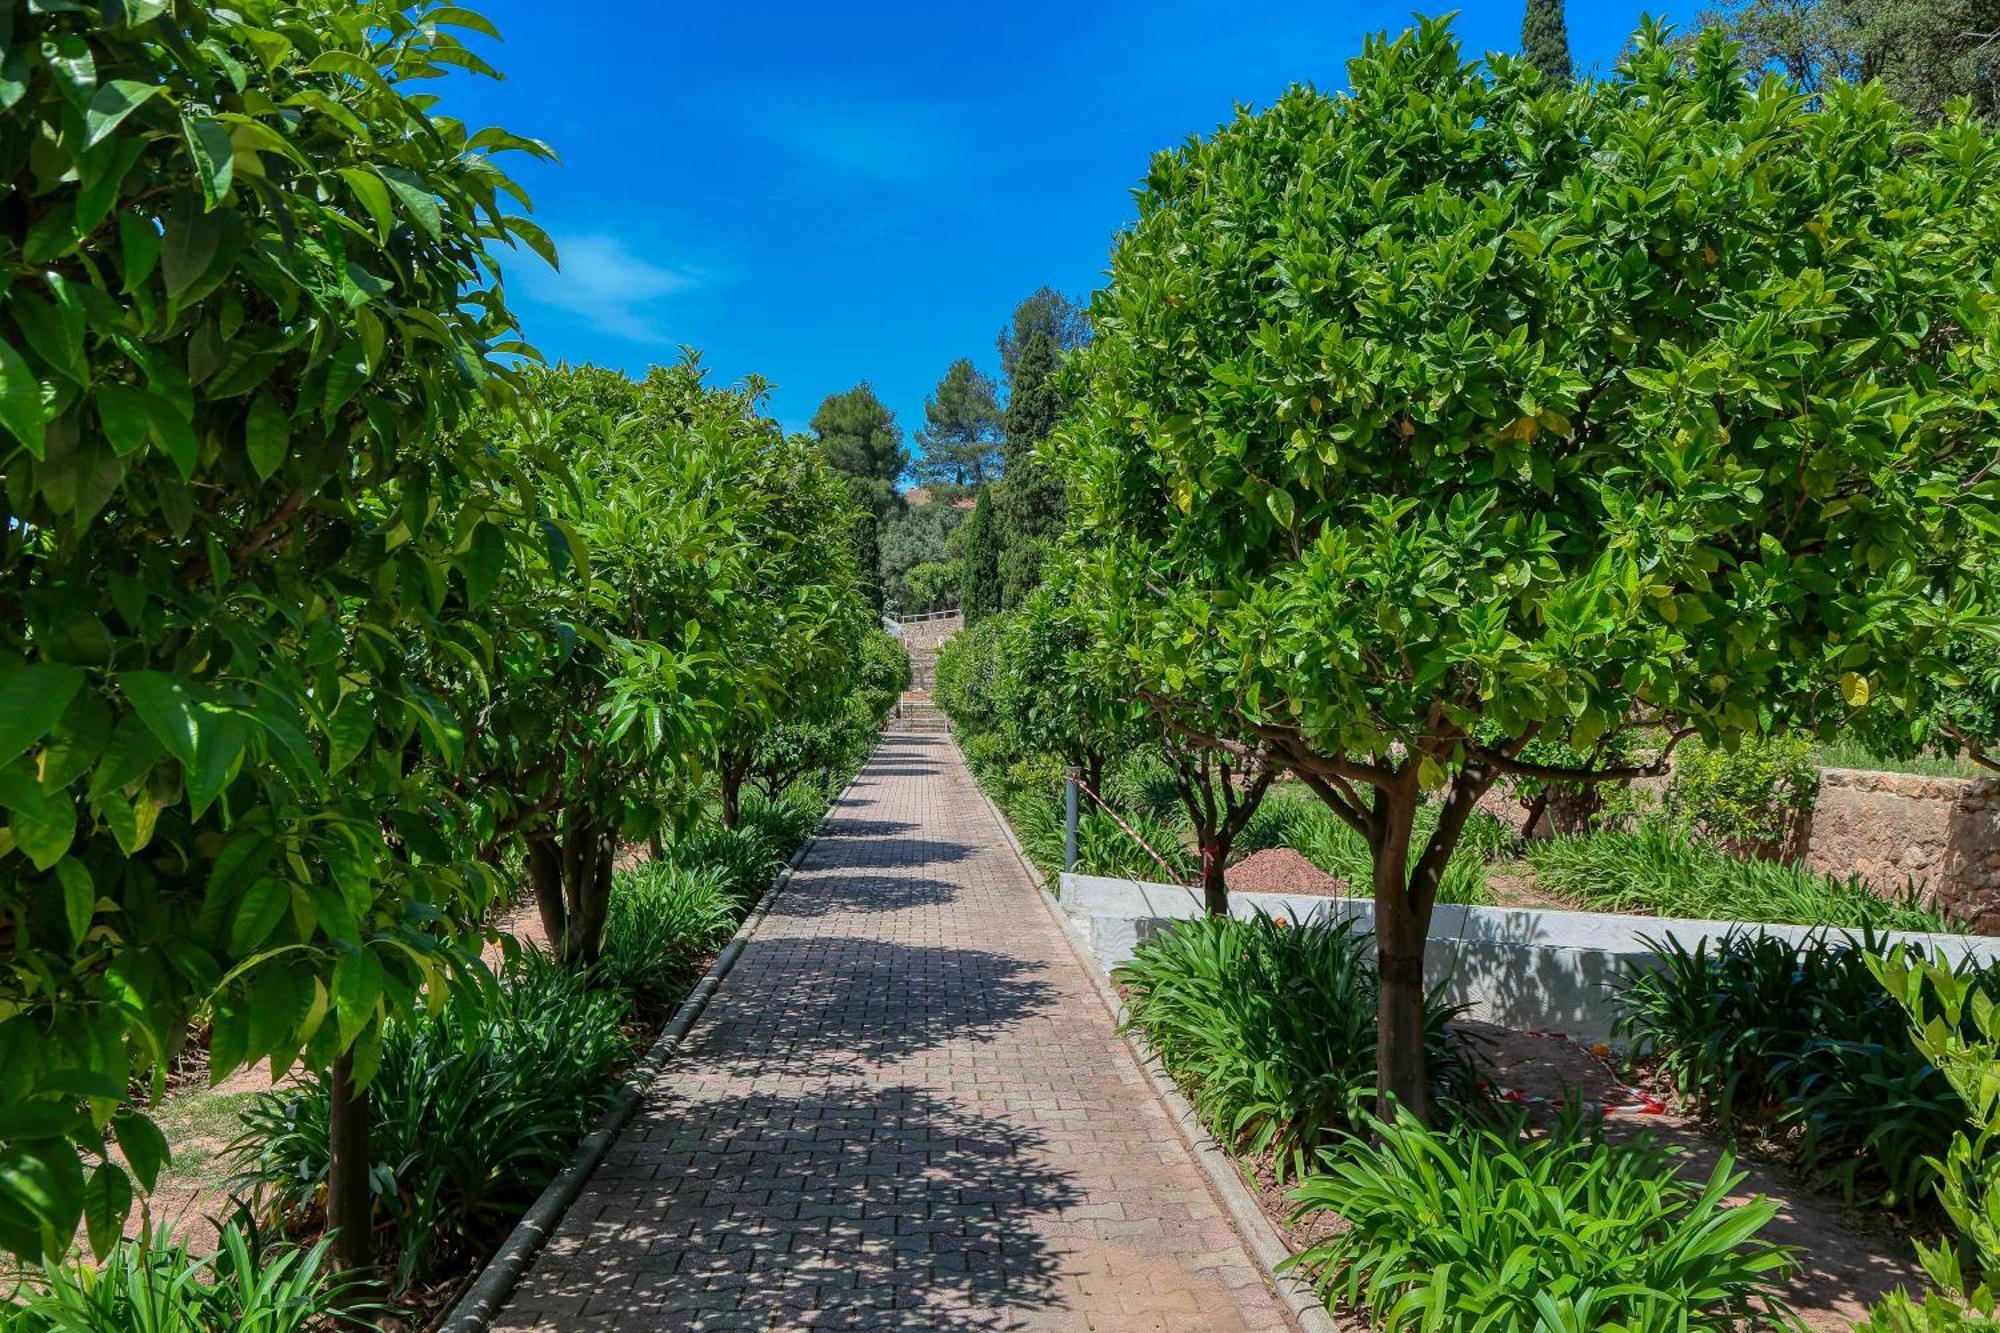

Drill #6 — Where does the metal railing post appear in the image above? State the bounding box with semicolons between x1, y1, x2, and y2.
1064;766;1080;875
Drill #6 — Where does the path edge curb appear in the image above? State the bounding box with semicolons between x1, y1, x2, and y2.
966;752;1342;1333
436;761;865;1333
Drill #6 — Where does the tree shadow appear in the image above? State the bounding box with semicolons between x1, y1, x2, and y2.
806;838;977;871
686;938;1060;1081
821;817;921;838
521;1084;1082;1329
773;871;961;919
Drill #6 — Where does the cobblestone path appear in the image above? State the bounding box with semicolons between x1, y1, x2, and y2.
492;732;1297;1332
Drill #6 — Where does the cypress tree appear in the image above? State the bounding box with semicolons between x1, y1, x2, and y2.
993;329;1067;607
961;487;1002;623
1522;0;1572;84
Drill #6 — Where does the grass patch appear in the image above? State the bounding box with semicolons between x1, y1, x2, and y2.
1525;820;1948;931
1813;737;1986;780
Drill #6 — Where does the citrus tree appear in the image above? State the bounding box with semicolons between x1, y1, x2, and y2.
712;431;869;827
469;363;755;964
1059;17;2000;1118
0;0;552;1259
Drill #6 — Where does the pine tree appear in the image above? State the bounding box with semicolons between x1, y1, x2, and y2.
914;359;1005;485
1522;0;1572;84
994;329;1067;607
811;382;907;515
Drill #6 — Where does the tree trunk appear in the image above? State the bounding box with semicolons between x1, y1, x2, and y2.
326;1051;372;1274
526;817;614;967
719;758;745;830
1370;792;1432;1124
1200;842;1229;918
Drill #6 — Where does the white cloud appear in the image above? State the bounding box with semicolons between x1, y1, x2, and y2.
517;232;697;342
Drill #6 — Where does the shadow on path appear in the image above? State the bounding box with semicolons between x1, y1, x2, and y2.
688;938;1059;1080
564;1083;1082;1329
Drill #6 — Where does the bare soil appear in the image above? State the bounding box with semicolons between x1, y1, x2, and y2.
1227;848;1349;897
1232;1021;1927;1330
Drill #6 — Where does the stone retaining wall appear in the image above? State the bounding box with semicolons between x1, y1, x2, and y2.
1806;768;2000;932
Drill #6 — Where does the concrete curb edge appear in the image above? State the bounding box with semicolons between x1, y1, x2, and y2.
435;762;864;1332
965;749;1342;1333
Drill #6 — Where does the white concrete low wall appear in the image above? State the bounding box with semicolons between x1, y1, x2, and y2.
1058;873;2000;1044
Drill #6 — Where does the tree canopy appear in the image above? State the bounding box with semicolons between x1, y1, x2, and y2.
0;0;554;1257
993;328;1068;609
1698;0;2000;123
1057;15;2000;1116
1522;0;1573;83
810;381;906;516
913;358;1004;486
997;286;1089;386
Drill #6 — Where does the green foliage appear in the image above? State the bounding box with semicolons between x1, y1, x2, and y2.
593;862;739;1006
960;487;1001;623
900;559;962;614
1521;0;1573;83
1617;929;1987;1208
1528;821;1945;929
1115;914;1477;1180
810;381;907;514
933;613;1009;737
1285;1111;1796;1329
878;498;963;613
1863;949;2000;1326
0;0;554;1256
1666;734;1819;857
0;1217;363;1333
1698;0;2000;125
912;358;1003;486
996;286;1088;386
474;363;763;963
1057;12;2000;1109
234;953;633;1290
993;327;1069;608
1011;787;1193;882
856;627;912;719
991;590;1147;788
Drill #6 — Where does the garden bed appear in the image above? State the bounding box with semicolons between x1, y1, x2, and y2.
1228;1020;1928;1330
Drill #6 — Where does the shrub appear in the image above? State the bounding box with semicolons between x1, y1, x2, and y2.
1116;915;1477;1180
1285;1111;1796;1330
233;955;632;1289
0;1217;361;1332
1528;821;1945;930
1011;789;1194;882
1617;929;1990;1209
1862;951;2000;1327
1666;735;1819;859
595;863;740;1005
933;613;1010;738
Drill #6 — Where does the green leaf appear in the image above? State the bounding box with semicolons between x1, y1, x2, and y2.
461;520;506;608
111;1110;168;1192
230;878;288;954
0;665;87;768
11;792;76;871
186;707;249;818
81;1164;130;1261
160;196;221;300
0;335;49;457
373;165;442;240
146;396;198;477
85;79;161;147
336;166;394;243
119;671;199;768
332;949;384;1047
181;112;235;211
0;1137;86;1261
325;691;373;775
96;382;153;456
244;390;287;480
56;860;94;946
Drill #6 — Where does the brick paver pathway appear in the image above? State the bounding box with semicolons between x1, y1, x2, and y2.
492;732;1297;1332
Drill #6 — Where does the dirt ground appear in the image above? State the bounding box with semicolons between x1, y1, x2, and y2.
1228;847;1349;897
1238;1021;1928;1329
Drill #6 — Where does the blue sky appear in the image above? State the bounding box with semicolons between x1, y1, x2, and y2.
455;3;1685;440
